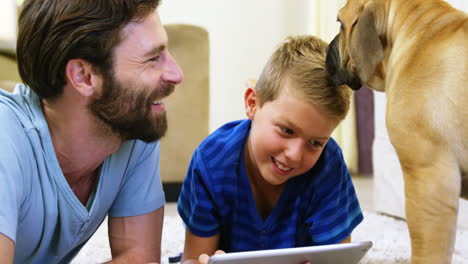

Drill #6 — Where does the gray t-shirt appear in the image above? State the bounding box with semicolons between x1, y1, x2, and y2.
0;85;165;263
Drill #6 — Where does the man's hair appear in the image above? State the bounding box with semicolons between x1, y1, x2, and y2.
256;35;351;122
17;0;160;99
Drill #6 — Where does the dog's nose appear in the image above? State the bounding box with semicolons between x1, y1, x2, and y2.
325;34;363;90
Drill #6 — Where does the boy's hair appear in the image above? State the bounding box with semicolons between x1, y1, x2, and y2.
17;0;160;99
255;35;351;122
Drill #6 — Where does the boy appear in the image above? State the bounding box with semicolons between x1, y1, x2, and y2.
178;35;363;264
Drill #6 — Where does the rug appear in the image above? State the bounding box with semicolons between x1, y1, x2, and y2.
72;212;468;264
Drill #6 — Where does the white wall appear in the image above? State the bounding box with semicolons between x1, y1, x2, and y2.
159;0;311;132
0;0;17;45
447;0;468;11
1;0;326;134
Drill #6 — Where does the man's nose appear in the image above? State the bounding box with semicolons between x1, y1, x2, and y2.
162;53;183;85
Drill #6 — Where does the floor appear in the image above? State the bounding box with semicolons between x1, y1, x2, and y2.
165;175;375;217
353;175;375;212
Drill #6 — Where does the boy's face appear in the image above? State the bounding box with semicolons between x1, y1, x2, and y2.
244;85;339;186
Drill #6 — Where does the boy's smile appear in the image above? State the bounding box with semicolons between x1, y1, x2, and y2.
244;85;339;186
272;157;293;174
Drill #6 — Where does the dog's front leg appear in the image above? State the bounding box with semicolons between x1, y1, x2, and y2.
400;150;460;264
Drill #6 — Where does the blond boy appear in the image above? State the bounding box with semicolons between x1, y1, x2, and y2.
178;35;362;263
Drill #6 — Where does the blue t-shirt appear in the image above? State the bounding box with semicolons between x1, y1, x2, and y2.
0;85;165;263
178;119;363;253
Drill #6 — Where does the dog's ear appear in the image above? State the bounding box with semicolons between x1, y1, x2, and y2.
349;2;384;83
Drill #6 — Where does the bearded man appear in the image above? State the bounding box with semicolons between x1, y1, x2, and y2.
0;0;183;263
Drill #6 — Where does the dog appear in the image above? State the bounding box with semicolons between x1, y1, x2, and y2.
325;0;467;263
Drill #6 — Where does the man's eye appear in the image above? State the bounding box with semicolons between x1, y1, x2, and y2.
148;55;160;62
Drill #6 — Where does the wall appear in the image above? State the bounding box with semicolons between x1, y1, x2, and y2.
2;0;360;171
159;0;359;172
2;0;311;133
159;0;311;132
304;0;359;172
448;0;468;11
0;0;17;47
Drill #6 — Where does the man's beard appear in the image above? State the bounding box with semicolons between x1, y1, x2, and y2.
89;71;174;142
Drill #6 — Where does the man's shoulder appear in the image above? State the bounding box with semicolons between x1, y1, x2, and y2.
0;100;18;120
0;85;40;130
0;102;30;142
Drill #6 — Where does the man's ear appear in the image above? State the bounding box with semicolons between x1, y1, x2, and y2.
65;59;100;97
244;87;258;120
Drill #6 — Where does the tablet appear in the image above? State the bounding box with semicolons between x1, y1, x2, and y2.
208;241;372;264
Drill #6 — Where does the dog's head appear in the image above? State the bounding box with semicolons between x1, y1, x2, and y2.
325;0;386;90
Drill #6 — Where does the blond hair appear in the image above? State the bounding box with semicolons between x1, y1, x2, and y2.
256;35;351;122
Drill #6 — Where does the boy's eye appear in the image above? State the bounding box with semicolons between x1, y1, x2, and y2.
281;127;294;135
308;140;324;148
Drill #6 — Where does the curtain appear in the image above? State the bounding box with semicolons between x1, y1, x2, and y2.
306;0;359;174
355;87;374;175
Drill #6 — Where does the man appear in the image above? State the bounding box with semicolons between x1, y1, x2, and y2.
0;0;183;263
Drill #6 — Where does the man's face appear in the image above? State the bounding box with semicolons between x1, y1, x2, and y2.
90;12;183;142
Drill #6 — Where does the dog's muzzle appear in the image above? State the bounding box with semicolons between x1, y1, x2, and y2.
325;35;363;90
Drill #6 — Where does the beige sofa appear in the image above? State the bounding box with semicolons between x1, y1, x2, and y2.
160;24;209;201
0;24;209;202
0;51;20;91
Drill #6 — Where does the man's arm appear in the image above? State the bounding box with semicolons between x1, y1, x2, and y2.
106;206;164;264
181;229;220;264
0;233;14;264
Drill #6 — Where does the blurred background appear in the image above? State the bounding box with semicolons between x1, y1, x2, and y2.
1;1;467;218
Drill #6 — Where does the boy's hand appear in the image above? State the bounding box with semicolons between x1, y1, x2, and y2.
197;251;312;264
198;250;225;264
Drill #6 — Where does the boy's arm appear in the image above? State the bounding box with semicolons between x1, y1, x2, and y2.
340;236;351;243
181;229;220;264
105;206;164;263
0;234;14;264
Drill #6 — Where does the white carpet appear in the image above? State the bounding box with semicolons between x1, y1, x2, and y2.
72;212;468;264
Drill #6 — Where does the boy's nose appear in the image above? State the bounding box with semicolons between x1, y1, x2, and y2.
284;140;303;164
162;53;183;85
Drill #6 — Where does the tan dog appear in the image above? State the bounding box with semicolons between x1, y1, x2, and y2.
325;0;467;263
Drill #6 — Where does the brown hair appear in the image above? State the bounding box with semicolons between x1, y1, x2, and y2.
256;35;351;122
17;0;160;99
